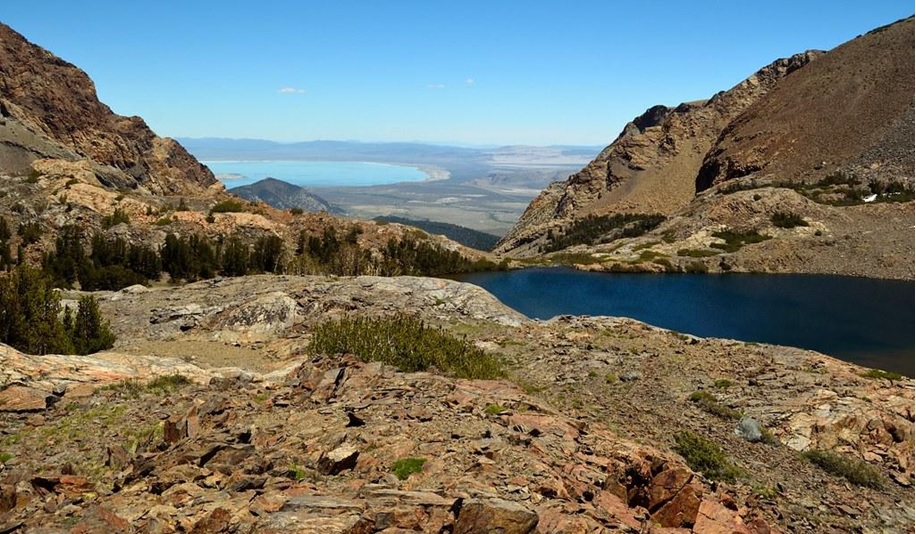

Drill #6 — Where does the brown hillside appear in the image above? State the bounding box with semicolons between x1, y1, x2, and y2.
697;16;915;191
0;23;218;195
495;52;821;257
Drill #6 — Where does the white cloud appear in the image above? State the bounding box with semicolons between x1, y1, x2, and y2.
278;87;306;94
465;78;475;86
426;83;446;89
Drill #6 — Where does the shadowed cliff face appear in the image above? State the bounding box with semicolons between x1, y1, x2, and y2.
0;23;218;195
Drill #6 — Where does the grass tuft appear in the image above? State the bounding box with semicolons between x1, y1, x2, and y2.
802;449;884;488
860;368;903;381
674;430;743;482
689;390;741;420
392;457;426;480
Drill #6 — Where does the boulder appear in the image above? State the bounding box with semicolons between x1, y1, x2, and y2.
454;498;538;534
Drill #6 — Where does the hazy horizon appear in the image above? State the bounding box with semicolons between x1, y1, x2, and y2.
2;2;912;146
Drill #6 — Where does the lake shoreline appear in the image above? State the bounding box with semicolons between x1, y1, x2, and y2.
203;159;450;188
454;267;915;377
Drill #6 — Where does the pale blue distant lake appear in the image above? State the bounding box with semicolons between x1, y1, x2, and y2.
205;161;429;188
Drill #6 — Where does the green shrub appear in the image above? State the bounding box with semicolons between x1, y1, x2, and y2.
677;249;719;258
688;390;741;420
154;217;172;226
771;211;808;229
802;449;884;488
309;314;505;380
860;369;903;381
392;457;426;480
65;295;116;355
713;379;734;389
209;200;246;214
289;207;304;216
484;403;507;415
673;431;742;482
101;208;130;229
543;213;666;253
146;374;192;393
0;452;12;463
17;221;42;245
710;230;770;252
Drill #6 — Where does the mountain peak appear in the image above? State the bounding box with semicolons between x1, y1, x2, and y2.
0;22;218;195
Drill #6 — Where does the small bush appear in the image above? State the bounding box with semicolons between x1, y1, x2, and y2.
392;457;426;480
860;368;903;381
309;315;505;380
17;221;43;245
802;449;884;488
288;465;308;481
771;211;808;229
0;452;11;463
677;249;719;258
484;403;507;415
710;230;770;253
146;374;192;393
154;217;172;226
674;431;743;482
713;379;734;389
209;200;246;214
289;207;304;216
101;208;130;229
689;390;741;420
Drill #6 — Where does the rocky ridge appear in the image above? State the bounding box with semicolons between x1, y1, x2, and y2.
495;17;914;281
0;275;912;533
0;23;218;196
494;51;821;257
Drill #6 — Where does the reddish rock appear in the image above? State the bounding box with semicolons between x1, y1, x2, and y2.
0;484;15;513
646;467;693;511
693;499;752;534
190;507;231;533
651;483;701;528
455;498;538;534
317;444;360;475
0;386;52;412
592;490;643;530
70;505;131;534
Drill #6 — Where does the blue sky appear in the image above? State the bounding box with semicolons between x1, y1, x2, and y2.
2;2;912;146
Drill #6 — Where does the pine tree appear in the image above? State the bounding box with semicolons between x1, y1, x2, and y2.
68;295;115;355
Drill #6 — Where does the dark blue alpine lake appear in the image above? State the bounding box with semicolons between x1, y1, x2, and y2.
454;268;915;377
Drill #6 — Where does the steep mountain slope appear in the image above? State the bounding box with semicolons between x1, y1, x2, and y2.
496;17;914;280
0;23;218;195
229;177;341;214
697;17;915;190
494;52;821;256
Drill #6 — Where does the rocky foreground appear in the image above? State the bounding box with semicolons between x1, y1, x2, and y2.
0;275;913;533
